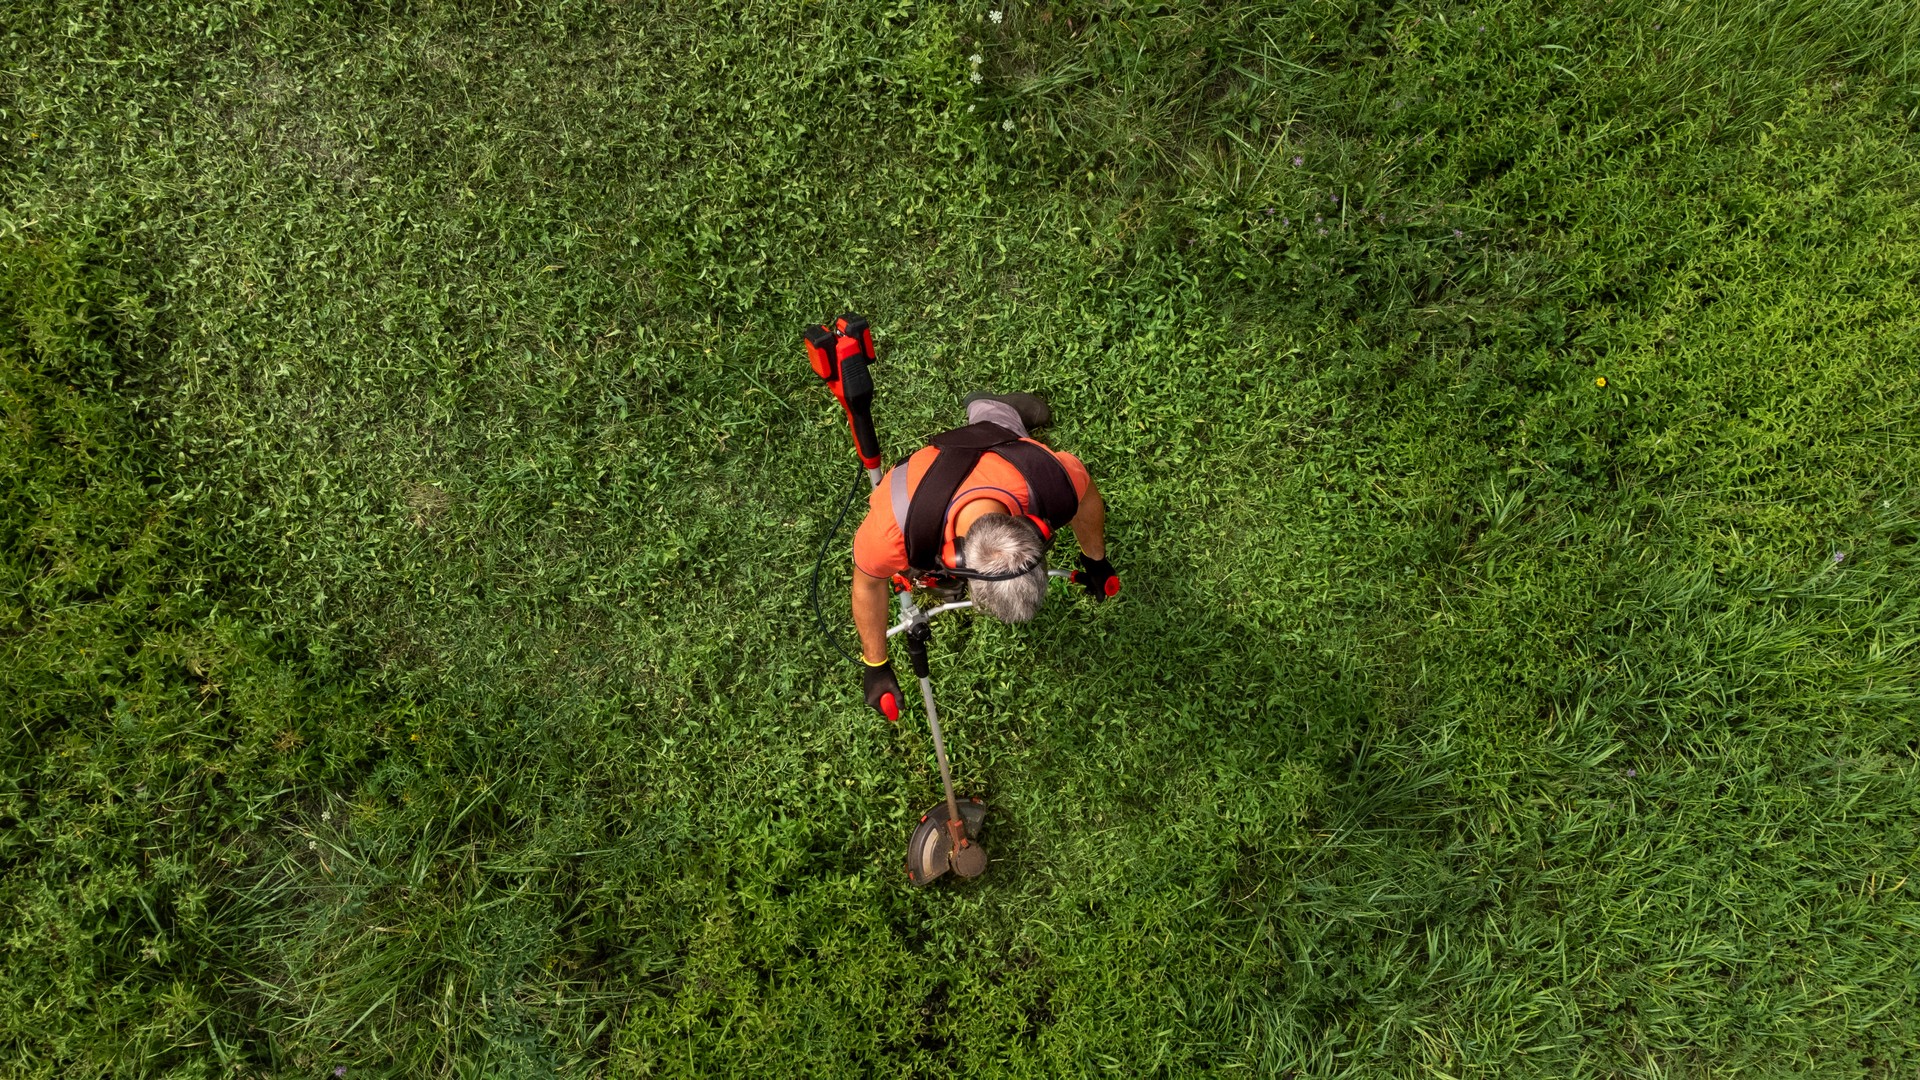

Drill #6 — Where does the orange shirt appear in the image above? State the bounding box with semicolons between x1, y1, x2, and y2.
852;440;1091;578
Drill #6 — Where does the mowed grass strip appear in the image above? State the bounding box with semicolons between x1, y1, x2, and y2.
3;0;1918;1076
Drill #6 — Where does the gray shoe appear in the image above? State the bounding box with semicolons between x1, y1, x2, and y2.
962;391;1051;431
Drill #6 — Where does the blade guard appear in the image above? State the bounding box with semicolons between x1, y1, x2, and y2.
906;797;988;886
804;314;882;469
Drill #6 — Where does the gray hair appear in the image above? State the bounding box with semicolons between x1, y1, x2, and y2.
963;513;1048;622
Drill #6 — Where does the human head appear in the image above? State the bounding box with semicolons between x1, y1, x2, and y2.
961;513;1048;622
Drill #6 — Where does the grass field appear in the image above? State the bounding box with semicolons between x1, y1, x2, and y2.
5;0;1920;1075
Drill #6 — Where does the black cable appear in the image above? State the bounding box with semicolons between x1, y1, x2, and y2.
809;465;868;667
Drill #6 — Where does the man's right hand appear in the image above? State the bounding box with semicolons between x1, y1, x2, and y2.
863;658;903;721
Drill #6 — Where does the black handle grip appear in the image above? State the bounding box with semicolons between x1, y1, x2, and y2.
839;351;873;399
839;355;881;464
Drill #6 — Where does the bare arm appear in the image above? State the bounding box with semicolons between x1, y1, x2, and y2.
1067;477;1106;560
851;567;893;664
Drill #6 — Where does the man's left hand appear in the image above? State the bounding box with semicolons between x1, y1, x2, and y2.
1070;554;1120;600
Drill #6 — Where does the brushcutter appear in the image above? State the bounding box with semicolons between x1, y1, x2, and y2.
803;313;1073;886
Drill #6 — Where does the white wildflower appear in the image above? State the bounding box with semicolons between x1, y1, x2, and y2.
989;9;1003;23
1002;118;1015;132
969;53;983;65
970;70;983;84
968;103;976;112
321;809;332;822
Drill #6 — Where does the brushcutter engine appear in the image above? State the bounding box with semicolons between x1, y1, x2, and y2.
804;314;882;475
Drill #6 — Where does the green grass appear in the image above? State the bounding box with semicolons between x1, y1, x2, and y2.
4;0;1919;1076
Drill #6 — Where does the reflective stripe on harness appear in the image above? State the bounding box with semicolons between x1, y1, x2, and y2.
900;422;1079;573
889;462;911;538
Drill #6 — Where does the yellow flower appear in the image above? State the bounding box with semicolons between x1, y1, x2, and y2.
1595;376;1608;388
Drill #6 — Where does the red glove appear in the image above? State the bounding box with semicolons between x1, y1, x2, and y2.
1069;555;1120;600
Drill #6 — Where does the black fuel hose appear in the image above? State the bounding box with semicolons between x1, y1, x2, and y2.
808;465;868;667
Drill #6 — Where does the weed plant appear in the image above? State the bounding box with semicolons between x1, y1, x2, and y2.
3;0;1918;1076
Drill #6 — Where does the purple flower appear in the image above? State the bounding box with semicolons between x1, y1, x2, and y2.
1452;228;1464;238
1292;156;1303;167
1626;768;1637;778
1314;214;1323;223
1281;216;1290;226
1833;551;1847;564
1331;194;1340;204
334;1069;348;1079
1264;207;1274;216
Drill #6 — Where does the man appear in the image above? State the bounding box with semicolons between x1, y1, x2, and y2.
851;392;1119;718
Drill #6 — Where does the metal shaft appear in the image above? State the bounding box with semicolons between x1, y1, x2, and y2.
882;453;966;842
918;675;963;830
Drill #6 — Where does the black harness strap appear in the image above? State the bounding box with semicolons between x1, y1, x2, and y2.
989;440;1080;524
902;422;1081;572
